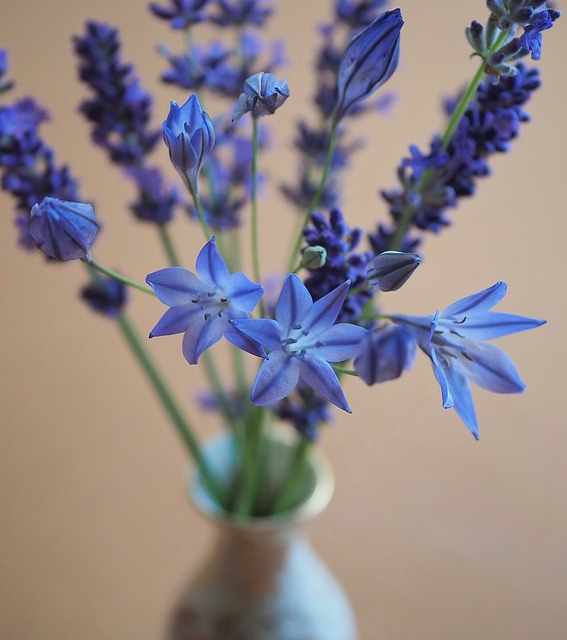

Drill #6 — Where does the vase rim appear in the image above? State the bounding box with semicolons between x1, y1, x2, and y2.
188;427;335;531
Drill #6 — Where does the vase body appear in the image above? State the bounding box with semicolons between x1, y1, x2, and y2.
167;430;357;640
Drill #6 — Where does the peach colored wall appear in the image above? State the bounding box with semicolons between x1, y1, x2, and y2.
1;2;566;638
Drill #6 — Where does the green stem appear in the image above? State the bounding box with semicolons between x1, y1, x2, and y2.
158;224;182;267
87;257;155;296
232;405;267;517
287;122;338;274
116;313;227;508
201;350;234;423
191;190;212;241
250;116;265;317
388;28;511;251
331;365;358;377
273;436;313;514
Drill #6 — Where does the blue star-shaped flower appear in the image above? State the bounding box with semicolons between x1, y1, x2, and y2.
392;282;545;439
146;237;264;364
231;274;368;412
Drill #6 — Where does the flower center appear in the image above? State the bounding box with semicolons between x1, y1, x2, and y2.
191;290;230;321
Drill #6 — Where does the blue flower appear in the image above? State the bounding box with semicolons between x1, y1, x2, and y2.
231;274;368;411
334;8;403;121
29;197;100;261
163;94;215;196
367;250;421;292
146;237;264;364
392;282;546;439
354;324;416;384
232;71;289;121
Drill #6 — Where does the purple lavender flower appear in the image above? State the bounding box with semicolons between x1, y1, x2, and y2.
231;274;368;411
73;21;160;166
335;0;390;29
0;96;80;248
377;63;541;251
334;8;403;121
518;9;559;60
162;95;215;197
354;324;416;384
127;167;180;224
302;209;372;323
210;0;273;27
149;0;210;29
232;72;289;121
146;237;264;364
0;49;14;93
29;197;100;261
392;282;545;439
81;276;128;317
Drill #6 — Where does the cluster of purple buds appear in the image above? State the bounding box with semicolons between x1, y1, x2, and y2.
466;1;560;77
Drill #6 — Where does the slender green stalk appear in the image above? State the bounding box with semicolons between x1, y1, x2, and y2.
388;29;511;251
331;364;358;377
250;116;265;317
201;350;235;422
158;224;182;267
87;257;155;296
191;190;212;241
273;436;313;514
232;405;268;517
287;122;338;273
115;312;227;507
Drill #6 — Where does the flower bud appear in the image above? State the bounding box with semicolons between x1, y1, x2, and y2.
367;250;421;292
300;246;327;269
334;8;403;122
29;197;100;261
354;325;416;385
162;94;215;196
232;72;290;122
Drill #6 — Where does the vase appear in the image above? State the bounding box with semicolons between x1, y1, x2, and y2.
167;429;358;640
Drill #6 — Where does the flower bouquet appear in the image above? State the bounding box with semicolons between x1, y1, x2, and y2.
0;0;562;637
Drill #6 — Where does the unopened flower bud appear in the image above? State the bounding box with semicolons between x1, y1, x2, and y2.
29;197;100;261
232;72;290;122
334;9;403;122
300;246;327;269
367;250;421;292
162;94;215;196
354;325;416;385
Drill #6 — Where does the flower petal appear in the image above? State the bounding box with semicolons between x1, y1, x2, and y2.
298;356;351;412
441;359;479;439
146;267;204;305
195;237;230;288
442;281;507;319
275;274;313;331
181;314;226;364
230;318;282;352
224;272;264;312
457;340;526;394
149;304;198;337
224;323;266;358
312;323;368;362
429;348;454;409
449;312;546;341
250;350;299;405
302;280;350;335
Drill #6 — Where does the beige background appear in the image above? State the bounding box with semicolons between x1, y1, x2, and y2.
1;1;566;638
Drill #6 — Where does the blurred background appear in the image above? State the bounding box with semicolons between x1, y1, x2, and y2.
1;1;566;638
